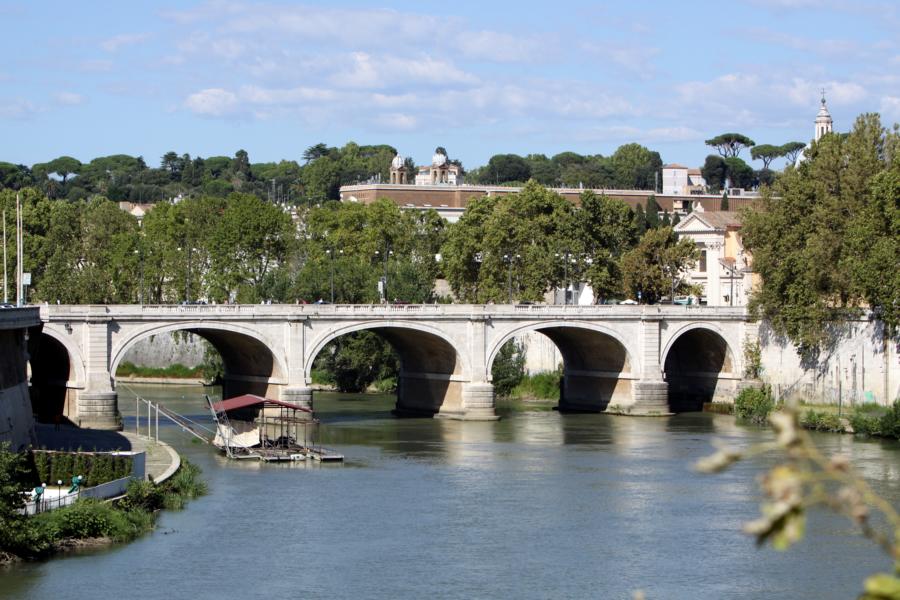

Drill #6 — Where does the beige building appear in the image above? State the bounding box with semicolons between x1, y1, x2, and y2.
673;211;756;306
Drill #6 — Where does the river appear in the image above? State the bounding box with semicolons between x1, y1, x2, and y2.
2;384;899;599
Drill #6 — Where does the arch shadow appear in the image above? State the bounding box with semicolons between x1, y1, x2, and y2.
28;331;77;423
306;322;464;417
663;325;735;412
111;323;288;400
488;323;635;412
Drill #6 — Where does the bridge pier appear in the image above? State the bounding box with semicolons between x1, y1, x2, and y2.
629;381;672;415
280;386;314;417
76;391;121;429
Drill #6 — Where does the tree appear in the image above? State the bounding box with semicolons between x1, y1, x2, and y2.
302;143;330;164
610;143;662;189
232;149;251;180
621;227;699;304
750;144;785;169
44;156;82;183
491;340;526;397
577;192;638;301
486;154;531;184
724;157;755;190
441;181;576;302
645;195;661;228
742;113;900;356
780;141;807;165
0;162;33;189
161;152;183;179
705;133;756;158
701;155;728;192
313;331;398;393
720;192;729;211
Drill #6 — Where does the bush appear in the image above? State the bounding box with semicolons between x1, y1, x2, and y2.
734;386;774;424
801;410;845;433
511;371;560;400
160;461;207;510
118;480;165;513
492;340;526;398
849;400;900;440
33;451;132;487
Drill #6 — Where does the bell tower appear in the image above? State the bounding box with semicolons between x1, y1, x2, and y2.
815;89;833;142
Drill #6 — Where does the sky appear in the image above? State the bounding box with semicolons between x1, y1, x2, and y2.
1;0;899;171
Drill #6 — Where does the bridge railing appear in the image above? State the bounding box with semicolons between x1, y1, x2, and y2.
42;302;750;320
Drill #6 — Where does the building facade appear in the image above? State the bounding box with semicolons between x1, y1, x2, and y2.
673;211;755;307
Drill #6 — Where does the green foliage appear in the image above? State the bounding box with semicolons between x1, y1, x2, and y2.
705;133;756;158
734;386;775;424
313;331;399;393
491;340;526;398
621;227;699;304
701;155;728;192
159;460;207;510
850;401;900;440
742;113;900;356
720;192;729;211
116;361;206;379
511;371;561;400
742;338;763;379
750;144;786;169
800;410;845;433
780;142;807;165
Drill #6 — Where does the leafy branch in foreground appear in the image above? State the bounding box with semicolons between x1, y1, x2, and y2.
696;405;900;599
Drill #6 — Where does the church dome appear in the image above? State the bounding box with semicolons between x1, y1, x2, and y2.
391;154;404;169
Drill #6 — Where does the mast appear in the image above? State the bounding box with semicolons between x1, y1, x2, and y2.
2;209;7;303
16;193;22;307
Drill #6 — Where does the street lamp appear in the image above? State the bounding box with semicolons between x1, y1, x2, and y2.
133;247;144;305
326;248;343;304
375;245;393;303
556;250;577;305
503;253;520;304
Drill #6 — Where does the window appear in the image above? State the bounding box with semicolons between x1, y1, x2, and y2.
699;250;707;273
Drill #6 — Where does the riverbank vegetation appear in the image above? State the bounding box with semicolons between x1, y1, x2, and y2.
0;444;206;564
116;361;207;380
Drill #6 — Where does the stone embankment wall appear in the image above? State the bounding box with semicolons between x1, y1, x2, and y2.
122;332;206;369
0;324;37;451
758;319;898;407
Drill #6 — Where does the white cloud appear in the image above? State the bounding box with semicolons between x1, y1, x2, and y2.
880;96;900;122
0;98;37;119
581;42;659;78
101;33;151;53
54;92;85;106
184;88;240;116
329;53;478;90
455;31;549;63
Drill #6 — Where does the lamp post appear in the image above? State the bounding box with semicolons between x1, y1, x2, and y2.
375;244;393;303
503;253;520;304
134;247;144;305
556;250;574;305
326;248;342;304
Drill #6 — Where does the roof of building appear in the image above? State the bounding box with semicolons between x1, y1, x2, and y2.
211;394;312;413
676;211;743;231
687;168;702;175
663;163;689;170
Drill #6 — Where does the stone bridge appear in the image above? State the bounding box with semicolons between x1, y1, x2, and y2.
31;304;756;429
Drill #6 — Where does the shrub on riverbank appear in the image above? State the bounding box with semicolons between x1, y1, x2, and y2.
116;361;206;379
733;386;774;424
511;372;560;401
800;410;845;433
849;400;900;440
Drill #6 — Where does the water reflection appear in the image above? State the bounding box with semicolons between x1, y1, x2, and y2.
5;383;897;600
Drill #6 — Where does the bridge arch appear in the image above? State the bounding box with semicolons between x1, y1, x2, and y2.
662;322;737;412
487;321;638;412
110;322;288;399
28;327;86;423
305;320;469;417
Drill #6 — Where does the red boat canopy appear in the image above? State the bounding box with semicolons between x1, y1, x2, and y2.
211;394;312;413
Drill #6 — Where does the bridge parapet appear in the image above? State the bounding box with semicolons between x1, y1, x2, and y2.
34;303;754;429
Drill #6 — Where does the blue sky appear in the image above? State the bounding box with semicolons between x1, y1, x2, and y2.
1;0;898;171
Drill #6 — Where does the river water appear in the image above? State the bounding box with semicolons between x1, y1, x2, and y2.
3;384;899;600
